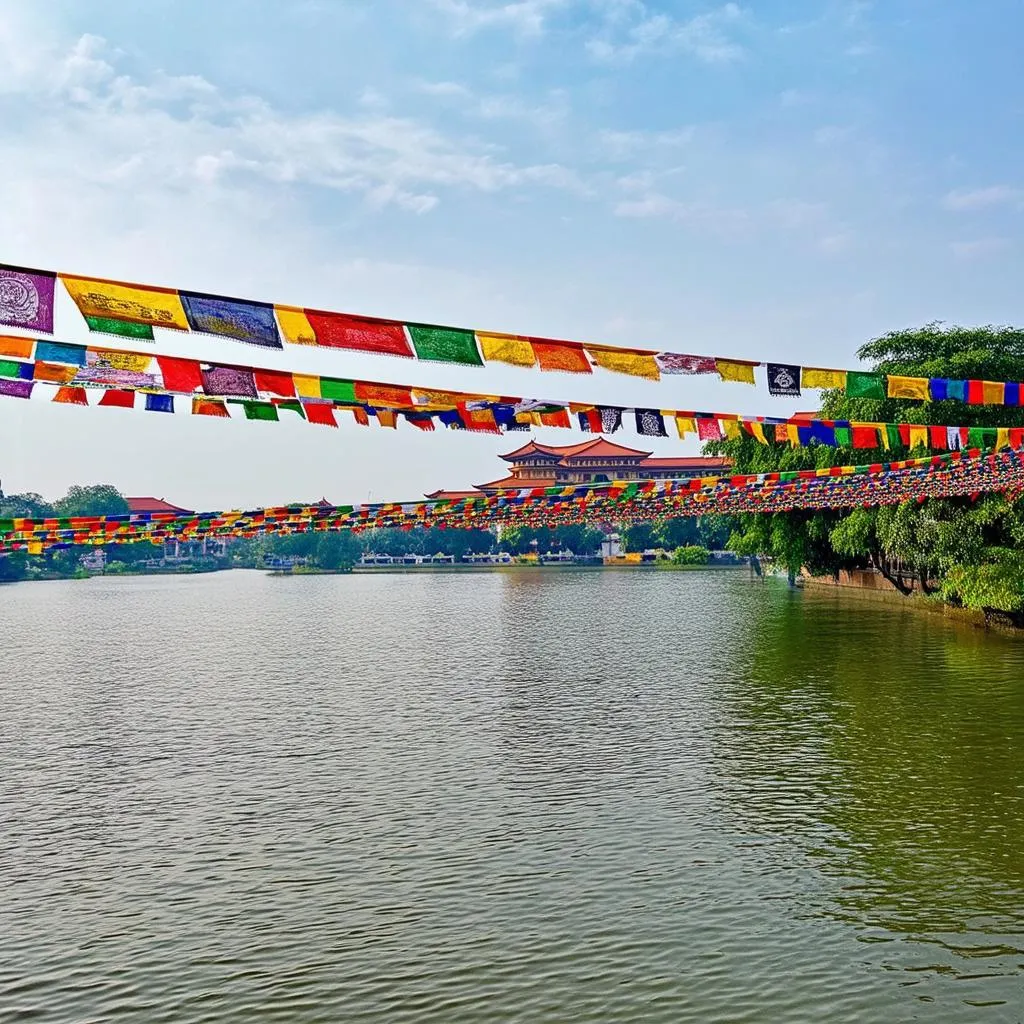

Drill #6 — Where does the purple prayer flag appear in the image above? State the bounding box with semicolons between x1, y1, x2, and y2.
0;264;56;333
655;352;717;375
201;365;259;398
0;378;34;399
181;291;282;349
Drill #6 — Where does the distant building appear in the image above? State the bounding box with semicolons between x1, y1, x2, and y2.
125;497;194;515
426;437;731;499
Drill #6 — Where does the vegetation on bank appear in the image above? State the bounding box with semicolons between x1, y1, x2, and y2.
706;324;1024;618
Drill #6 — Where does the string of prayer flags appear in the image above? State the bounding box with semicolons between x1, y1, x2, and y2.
6;449;1024;557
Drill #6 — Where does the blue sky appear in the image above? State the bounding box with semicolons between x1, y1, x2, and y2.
1;0;1022;508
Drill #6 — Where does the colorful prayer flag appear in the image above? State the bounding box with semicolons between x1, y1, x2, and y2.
477;332;536;367
767;363;801;397
84;316;155;341
201;366;258;398
62;274;190;330
801;367;847;389
0;264;56;333
305;311;413;357
715;358;757;385
845;371;886;400
887;375;930;400
656;352;717;375
408;324;483;366
530;339;592;374
587;347;660;380
181;292;282;349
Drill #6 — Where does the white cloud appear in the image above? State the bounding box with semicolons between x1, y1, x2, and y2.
586;3;746;64
613;192;749;235
598;126;695;159
941;186;1023;212
949;238;1011;259
0;29;586;220
426;0;565;36
416;79;570;126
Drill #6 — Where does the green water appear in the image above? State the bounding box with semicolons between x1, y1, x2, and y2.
1;570;1022;1021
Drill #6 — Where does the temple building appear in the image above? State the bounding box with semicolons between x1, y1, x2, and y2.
426;438;731;499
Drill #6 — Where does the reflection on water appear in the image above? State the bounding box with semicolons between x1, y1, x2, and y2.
1;569;1023;1022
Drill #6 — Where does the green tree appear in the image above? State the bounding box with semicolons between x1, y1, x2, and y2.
620;522;656;553
710;324;1024;603
0;492;55;518
670;545;710;565
54;485;129;518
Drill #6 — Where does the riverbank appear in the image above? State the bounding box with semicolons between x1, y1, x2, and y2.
799;571;1024;632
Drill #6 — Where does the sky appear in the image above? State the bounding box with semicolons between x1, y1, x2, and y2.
1;0;1022;509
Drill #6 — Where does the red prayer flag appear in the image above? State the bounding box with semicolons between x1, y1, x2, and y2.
304;311;413;358
303;402;337;427
253;369;296;397
98;389;135;408
352;407;370;426
967;380;984;405
157;356;203;393
539;408;572;428
851;426;877;448
929;425;947;449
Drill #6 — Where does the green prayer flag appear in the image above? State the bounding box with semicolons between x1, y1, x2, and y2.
275;399;306;418
834;426;851;448
242;401;279;422
967;426;995;448
85;316;155;341
319;377;357;403
846;371;886;400
0;359;21;378
885;424;902;449
407;324;483;366
779;471;798;482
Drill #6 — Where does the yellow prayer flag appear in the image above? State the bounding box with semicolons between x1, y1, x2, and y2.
887;375;929;400
27;541;43;556
61;275;189;330
92;349;151;372
276;305;318;346
749;422;768;444
723;419;742;440
716;358;757;385
908;426;928;449
674;416;696;438
293;374;320;398
477;332;537;367
586;346;661;381
875;423;890;450
786;424;800;446
983;380;1005;404
996;427;1010;450
801;367;848;390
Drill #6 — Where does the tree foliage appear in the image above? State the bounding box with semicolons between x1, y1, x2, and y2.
709;324;1024;610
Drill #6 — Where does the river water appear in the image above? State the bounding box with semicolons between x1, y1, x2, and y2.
2;569;1023;1022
